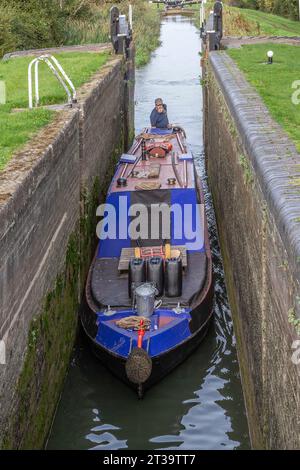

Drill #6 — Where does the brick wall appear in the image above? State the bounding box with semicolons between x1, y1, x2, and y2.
203;52;300;449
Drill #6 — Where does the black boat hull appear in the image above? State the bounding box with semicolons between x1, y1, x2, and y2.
81;261;214;396
81;130;214;396
89;309;213;397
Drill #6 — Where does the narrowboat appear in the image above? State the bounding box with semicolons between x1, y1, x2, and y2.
81;126;214;397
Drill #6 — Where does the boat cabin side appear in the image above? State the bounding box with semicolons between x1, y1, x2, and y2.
91;128;209;316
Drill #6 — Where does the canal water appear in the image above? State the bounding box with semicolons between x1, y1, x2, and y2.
47;16;250;450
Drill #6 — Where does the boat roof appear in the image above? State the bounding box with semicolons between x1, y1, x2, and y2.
109;128;196;194
91;127;209;311
96;128;205;259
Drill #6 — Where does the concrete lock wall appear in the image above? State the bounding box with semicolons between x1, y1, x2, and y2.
0;49;134;449
203;52;300;449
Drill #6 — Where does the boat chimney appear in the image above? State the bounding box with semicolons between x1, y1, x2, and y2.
141;139;147;161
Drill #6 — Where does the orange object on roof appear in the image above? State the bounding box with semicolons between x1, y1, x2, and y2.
145;142;173;158
140;246;165;259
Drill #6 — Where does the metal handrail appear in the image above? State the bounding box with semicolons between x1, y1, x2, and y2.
28;54;76;109
50;55;76;100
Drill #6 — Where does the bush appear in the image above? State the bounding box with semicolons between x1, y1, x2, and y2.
0;4;18;57
0;0;161;66
0;0;66;56
0;0;100;57
227;0;259;8
64;0;161;67
230;0;300;19
272;0;299;20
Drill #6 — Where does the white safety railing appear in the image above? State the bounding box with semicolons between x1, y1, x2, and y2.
28;54;76;109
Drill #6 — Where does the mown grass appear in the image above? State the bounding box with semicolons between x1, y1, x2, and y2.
0;51;109;170
0;1;161;171
228;44;300;151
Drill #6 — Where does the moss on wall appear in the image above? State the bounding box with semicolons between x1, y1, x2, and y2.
1;232;81;449
0;135;123;450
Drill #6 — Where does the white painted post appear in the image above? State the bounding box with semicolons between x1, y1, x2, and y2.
0;340;5;365
199;1;201;25
129;4;133;32
201;0;207;24
0;80;6;104
200;1;203;54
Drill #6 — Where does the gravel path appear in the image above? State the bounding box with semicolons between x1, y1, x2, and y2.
3;43;112;60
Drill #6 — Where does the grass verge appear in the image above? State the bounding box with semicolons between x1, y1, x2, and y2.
0;51;109;170
227;44;300;151
192;3;300;36
225;7;300;37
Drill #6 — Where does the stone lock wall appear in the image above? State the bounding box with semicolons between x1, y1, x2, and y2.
79;58;125;188
0;49;134;449
203;52;300;449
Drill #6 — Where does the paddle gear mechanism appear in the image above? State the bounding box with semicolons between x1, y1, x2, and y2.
110;6;132;55
201;1;223;51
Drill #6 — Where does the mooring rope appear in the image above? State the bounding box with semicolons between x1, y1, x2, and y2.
115;316;151;330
